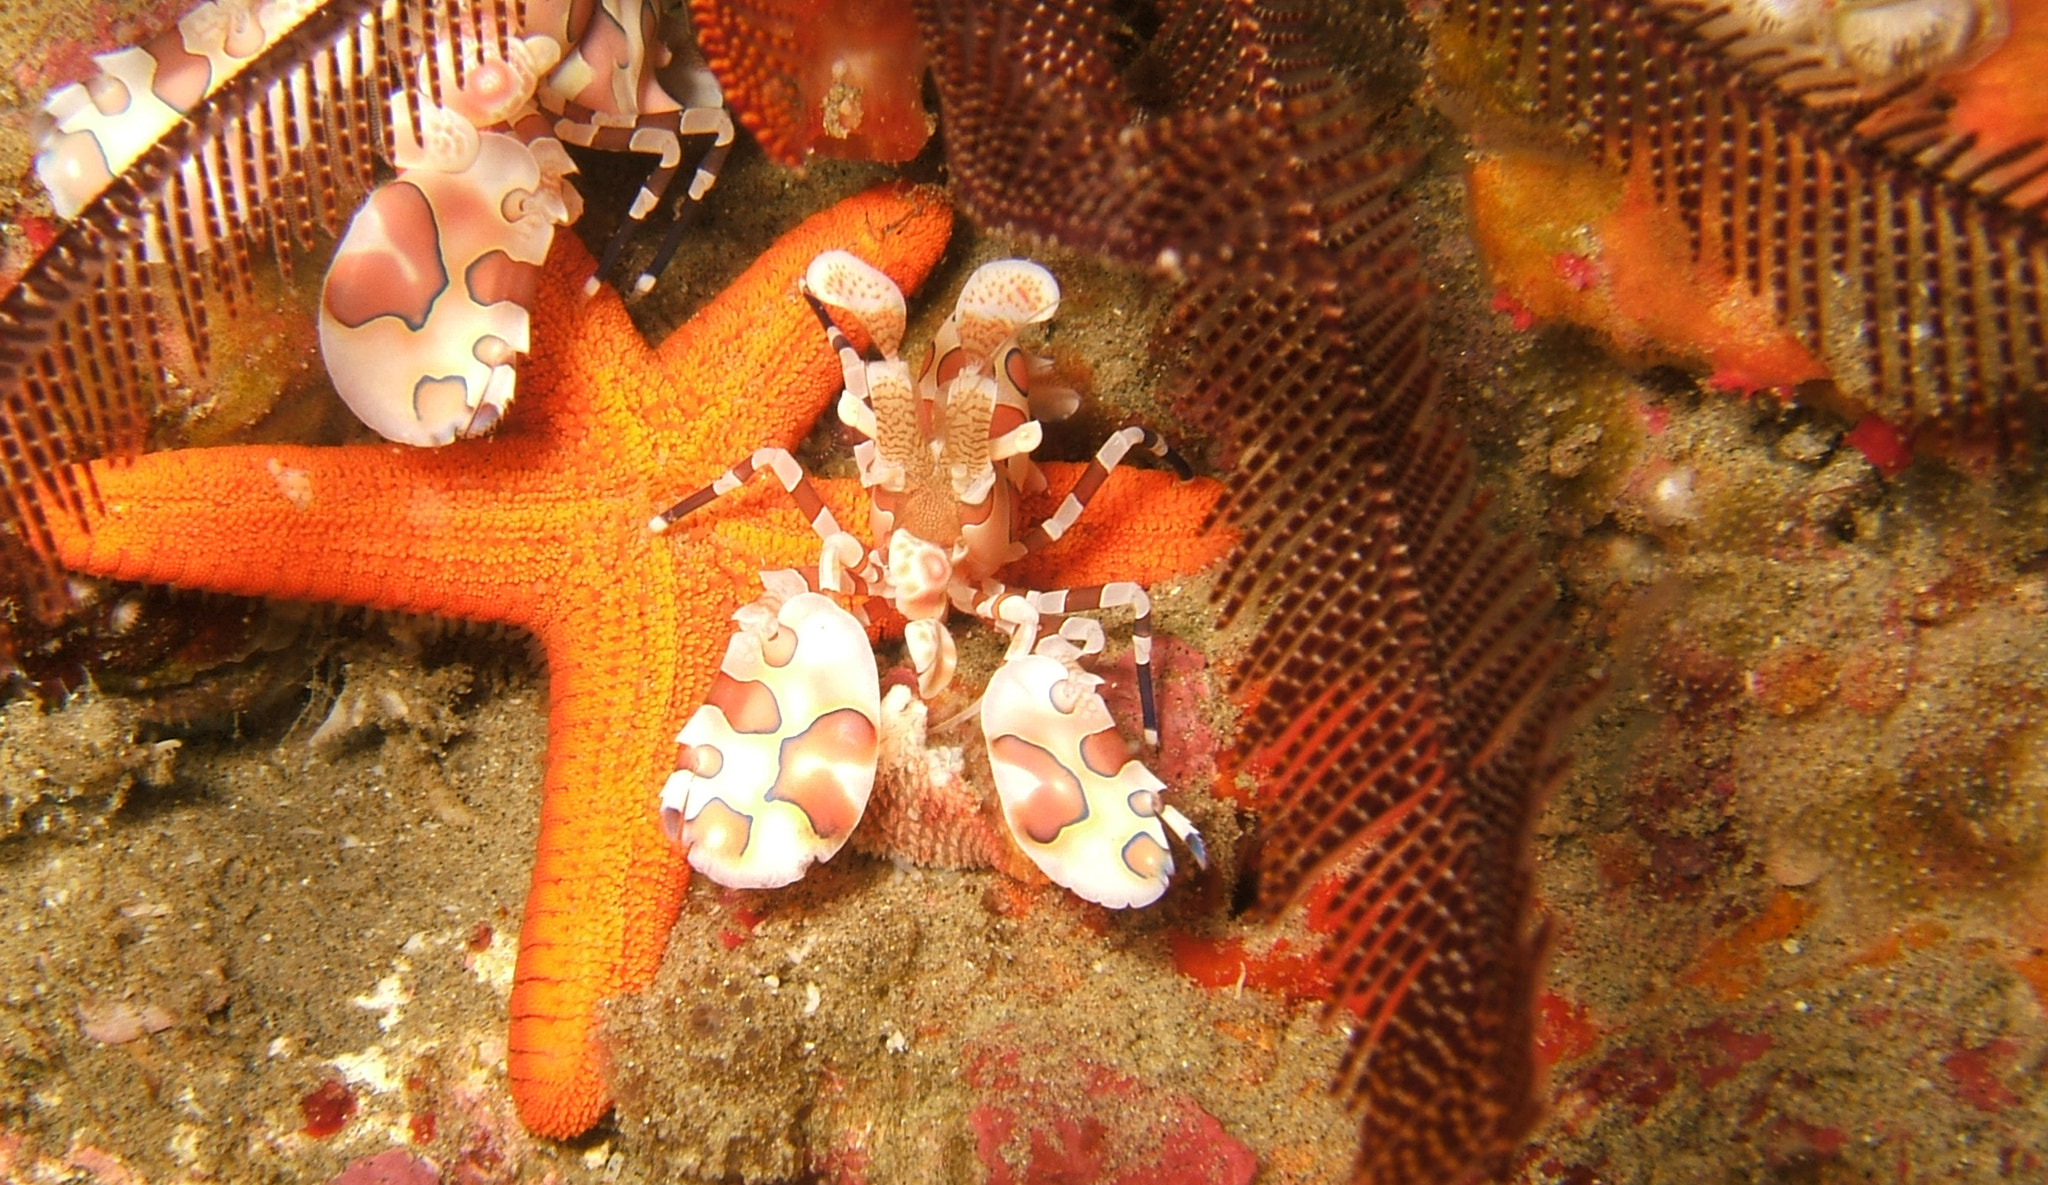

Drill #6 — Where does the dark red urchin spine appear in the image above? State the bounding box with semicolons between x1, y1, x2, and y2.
914;2;1579;1181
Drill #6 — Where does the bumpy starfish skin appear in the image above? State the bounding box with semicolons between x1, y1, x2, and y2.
47;183;1238;1137
50;184;953;1137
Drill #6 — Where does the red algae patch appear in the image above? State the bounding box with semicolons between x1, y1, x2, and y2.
1166;931;1332;1005
966;1038;1257;1185
1466;149;1826;394
1843;414;1913;478
299;1078;359;1139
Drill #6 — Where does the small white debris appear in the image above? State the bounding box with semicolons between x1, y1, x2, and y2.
1644;467;1700;528
331;1045;400;1093
884;1027;909;1054
467;927;517;996
77;999;176;1045
106;597;144;635
267;457;314;510
803;983;821;1016
352;965;412;1031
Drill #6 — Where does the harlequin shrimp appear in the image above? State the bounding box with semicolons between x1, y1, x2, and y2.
649;250;1208;909
30;0;734;445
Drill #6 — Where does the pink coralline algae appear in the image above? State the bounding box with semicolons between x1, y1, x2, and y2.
325;1149;440;1185
966;1040;1256;1185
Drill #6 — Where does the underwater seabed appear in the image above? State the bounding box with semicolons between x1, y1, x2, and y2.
1;0;2047;1182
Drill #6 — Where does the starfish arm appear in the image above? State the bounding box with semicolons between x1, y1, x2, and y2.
506;557;699;1137
1008;464;1238;591
47;441;599;628
503;474;870;1136
645;183;954;466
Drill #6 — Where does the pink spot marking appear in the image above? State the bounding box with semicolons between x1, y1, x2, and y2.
990;400;1029;439
678;742;723;779
1552;251;1599;291
760;624;799;667
565;7;634;113
769;708;877;840
1490;290;1537;331
146;24;212;111
706;673;782;734
466;249;539;309
411;377;472;433
684;798;753;865
1122;832;1169;880
449;59;522;126
1004;348;1032;396
991;734;1088;843
323;183;447;330
1078;728;1132;777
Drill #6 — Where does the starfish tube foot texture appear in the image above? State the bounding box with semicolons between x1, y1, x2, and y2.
48;183;956;1137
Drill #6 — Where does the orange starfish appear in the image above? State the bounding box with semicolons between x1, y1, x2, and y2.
46;183;1234;1136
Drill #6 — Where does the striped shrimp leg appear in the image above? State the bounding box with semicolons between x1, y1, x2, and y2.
800;284;881;441
1032;583;1164;748
1017;425;1194;555
648;446;867;591
539;4;735;296
974;579;1163;748
625;46;737;293
557;94;735;296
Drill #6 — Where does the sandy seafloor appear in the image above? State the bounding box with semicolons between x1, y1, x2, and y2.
2;1;2047;1183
